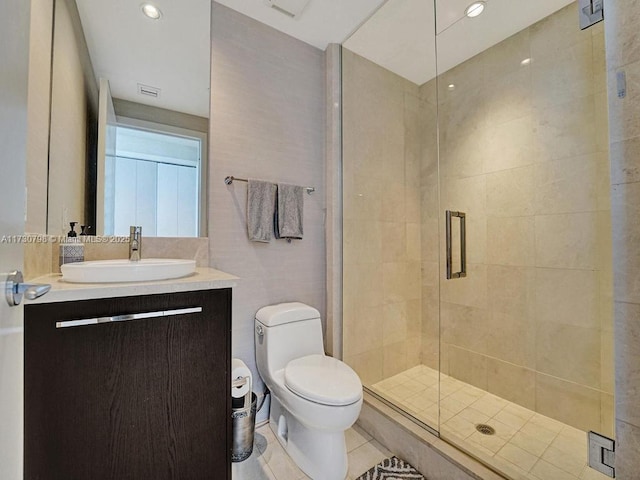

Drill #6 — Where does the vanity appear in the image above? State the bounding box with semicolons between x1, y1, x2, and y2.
23;269;236;480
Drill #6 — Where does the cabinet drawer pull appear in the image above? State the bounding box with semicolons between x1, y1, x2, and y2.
55;307;203;329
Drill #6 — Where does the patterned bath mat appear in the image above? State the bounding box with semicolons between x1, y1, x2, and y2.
356;456;426;479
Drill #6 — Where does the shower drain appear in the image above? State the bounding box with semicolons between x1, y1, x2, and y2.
475;424;496;435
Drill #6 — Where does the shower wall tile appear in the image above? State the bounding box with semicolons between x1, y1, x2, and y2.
600;393;614;437
483;29;530;79
536;322;601;388
482;115;534;174
486;310;536;369
343;48;426;382
382;302;408;346
532;95;597;162
448;346;488;391
486;359;535;410
535;373;601;432
486;166;535;217
343;303;383;357
487;216;535;267
440;263;488;310
441;302;488;355
614;300;640;428
530;37;594;109
345;350;384;386
534;212;598;269
342;174;384;221
534;268;598;329
530;3;589;59
485;67;532;125
533;154;599;215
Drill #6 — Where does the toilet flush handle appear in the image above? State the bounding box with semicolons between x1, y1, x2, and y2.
256;324;264;337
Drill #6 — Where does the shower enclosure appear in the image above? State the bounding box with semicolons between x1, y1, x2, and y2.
342;1;613;478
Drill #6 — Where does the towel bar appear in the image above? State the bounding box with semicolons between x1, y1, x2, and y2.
224;176;315;194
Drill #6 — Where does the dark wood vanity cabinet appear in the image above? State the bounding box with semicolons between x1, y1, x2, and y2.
24;289;232;480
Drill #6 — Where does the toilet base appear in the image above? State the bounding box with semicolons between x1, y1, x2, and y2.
269;395;348;480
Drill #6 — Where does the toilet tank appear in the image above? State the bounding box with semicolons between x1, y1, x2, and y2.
255;303;324;380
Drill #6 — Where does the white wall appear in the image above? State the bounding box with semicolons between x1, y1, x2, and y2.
209;2;326;420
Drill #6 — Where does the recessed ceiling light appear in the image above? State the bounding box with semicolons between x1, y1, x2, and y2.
141;3;162;20
465;1;486;18
448;84;456;91
521;58;532;66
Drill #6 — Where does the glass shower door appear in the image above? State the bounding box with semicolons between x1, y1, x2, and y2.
434;2;614;479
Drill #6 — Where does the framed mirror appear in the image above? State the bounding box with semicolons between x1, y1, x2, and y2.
45;0;210;237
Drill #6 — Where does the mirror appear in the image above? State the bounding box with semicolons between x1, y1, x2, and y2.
45;0;210;237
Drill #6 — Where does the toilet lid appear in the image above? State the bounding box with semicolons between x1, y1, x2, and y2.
284;354;362;406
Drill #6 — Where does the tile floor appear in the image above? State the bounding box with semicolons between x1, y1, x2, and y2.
232;423;392;480
371;365;609;480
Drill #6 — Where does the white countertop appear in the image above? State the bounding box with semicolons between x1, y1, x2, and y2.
26;268;238;304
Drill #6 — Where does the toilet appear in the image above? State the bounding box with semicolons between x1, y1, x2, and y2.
255;302;363;480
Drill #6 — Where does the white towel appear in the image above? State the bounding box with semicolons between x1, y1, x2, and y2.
247;179;276;242
275;183;304;240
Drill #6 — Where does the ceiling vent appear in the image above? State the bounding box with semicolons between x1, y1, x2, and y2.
137;83;161;98
263;0;311;18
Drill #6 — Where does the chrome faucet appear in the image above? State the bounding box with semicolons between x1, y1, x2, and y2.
129;226;142;262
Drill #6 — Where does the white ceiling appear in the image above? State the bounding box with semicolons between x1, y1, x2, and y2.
75;0;577;117
76;0;212;118
344;0;575;85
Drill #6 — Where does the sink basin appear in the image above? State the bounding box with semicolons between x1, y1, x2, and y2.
61;258;197;283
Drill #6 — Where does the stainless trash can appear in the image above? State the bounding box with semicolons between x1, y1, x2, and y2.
231;392;257;462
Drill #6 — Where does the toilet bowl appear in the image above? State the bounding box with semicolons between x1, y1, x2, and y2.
255;302;363;480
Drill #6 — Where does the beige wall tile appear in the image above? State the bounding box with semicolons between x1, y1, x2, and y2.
487;216;535;267
533;95;597;162
535;373;601;432
441;302;488;355
535;268;598;329
600;393;614;437
448;346;488;391
345;349;384;386
535;212;597;269
484;67;532;126
487;310;535;369
383;342;408;378
536;322;601;388
486;166;534;217
383;302;408;346
604;0;640;69
482;115;535;174
440;263;487;309
530;4;588;59
534;154;599;214
531;37;594;109
486;359;535;411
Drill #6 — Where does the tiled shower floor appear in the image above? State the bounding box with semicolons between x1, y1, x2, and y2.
371;365;608;480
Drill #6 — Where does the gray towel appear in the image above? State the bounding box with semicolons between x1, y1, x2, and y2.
247;179;276;242
275;183;304;240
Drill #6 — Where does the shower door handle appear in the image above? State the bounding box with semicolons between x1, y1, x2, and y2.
446;210;467;279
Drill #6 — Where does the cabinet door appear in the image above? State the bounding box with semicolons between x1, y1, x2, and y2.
25;289;231;480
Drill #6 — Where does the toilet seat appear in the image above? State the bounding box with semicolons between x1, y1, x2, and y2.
284;354;362;406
